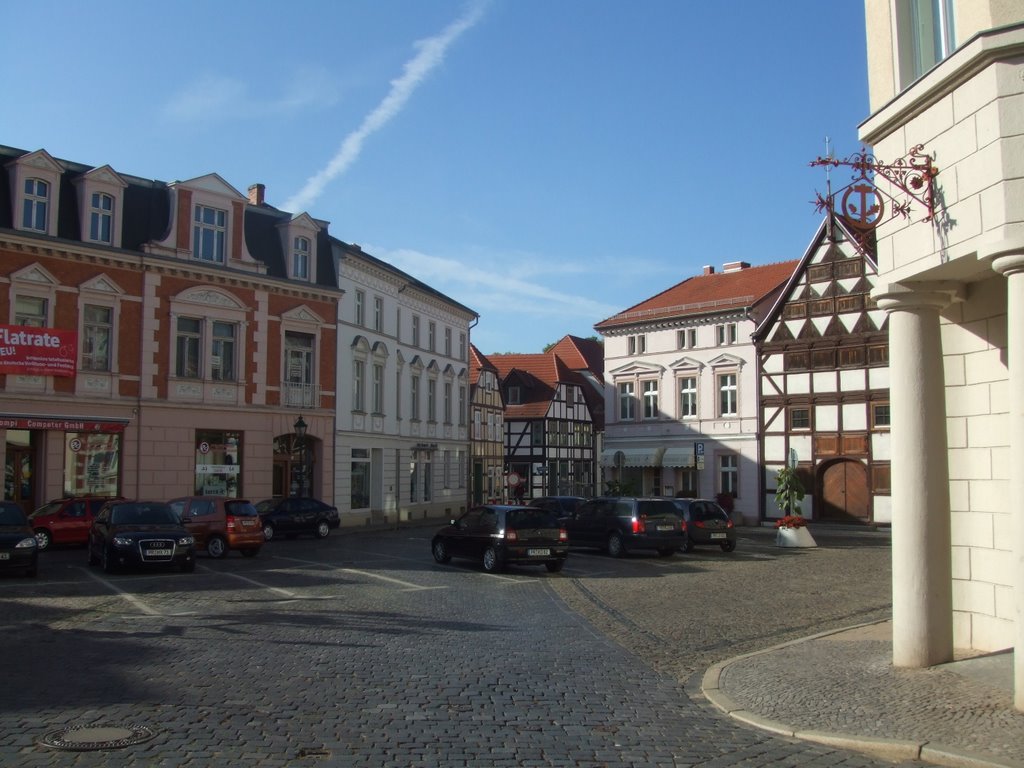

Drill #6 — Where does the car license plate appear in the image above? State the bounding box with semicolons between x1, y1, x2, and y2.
148;549;172;556
710;533;726;540
0;553;9;560
527;548;550;556
657;525;674;531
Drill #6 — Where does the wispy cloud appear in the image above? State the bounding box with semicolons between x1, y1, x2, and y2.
370;245;621;322
283;2;487;213
161;68;338;122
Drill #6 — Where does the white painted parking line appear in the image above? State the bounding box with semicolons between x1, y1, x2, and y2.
272;555;446;591
80;567;162;616
208;567;298;598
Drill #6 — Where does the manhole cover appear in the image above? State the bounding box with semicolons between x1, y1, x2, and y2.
38;724;156;751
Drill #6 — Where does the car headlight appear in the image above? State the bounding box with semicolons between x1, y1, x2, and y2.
177;535;195;546
112;535;134;547
15;537;37;549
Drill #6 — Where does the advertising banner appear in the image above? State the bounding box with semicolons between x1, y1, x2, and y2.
0;325;77;377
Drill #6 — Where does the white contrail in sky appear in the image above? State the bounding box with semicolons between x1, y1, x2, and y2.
284;3;486;213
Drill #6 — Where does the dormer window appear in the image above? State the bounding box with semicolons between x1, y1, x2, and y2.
292;236;310;280
508;385;521;405
193;205;227;263
89;193;114;243
22;179;49;231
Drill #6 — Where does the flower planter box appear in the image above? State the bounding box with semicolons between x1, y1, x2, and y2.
776;526;817;548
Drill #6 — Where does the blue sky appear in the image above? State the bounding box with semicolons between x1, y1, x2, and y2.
3;1;868;355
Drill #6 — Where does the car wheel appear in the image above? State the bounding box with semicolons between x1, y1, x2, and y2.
657;548;675;557
207;536;228;559
315;520;330;539
432;538;451;564
606;532;626;558
34;529;51;551
681;536;695;553
263;523;275;542
720;539;737;553
545;560;565;573
482;546;504;573
101;547;117;574
241;548;260;558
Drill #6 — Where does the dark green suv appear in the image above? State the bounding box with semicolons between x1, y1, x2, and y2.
560;497;686;557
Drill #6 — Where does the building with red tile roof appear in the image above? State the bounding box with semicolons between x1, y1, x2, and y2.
596;260;797;520
488;335;602;499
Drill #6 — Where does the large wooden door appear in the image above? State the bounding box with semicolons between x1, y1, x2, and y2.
819;460;870;522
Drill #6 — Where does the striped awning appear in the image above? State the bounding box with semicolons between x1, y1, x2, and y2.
600;447;666;468
661;446;697;468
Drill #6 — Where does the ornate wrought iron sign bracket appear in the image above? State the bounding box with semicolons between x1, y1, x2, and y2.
810;145;938;242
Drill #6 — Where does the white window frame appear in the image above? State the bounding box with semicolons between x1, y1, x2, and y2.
678;375;698;419
412;315;420;347
716;323;738;346
89;192;114;244
355;290;365;327
292;236;310;281
81;303;114;373
353;359;366;411
618;381;635;421
22;179;49;232
193;204;227;263
175;317;202;378
718;372;738;417
719;453;739;497
642;379;659;420
373;296;383;332
677;328;697;349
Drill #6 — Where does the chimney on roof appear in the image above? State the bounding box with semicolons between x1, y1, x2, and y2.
723;261;751;272
703;265;715;275
248;183;265;206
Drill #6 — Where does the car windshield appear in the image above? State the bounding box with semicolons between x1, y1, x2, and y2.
637;500;681;518
691;503;729;523
30;501;63;518
0;505;27;525
110;504;177;526
254;499;276;512
225;500;259;517
507;509;559;528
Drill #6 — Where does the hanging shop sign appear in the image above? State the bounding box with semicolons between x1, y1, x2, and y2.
0;325;78;377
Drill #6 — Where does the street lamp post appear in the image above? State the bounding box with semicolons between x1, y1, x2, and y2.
294;415;308;498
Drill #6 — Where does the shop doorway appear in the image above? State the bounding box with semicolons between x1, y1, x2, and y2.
5;430;36;513
819;459;870;522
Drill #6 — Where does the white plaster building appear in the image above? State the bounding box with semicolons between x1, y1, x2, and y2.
595;261;796;523
333;241;477;526
860;1;1024;707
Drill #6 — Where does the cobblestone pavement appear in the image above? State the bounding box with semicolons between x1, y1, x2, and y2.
0;524;940;767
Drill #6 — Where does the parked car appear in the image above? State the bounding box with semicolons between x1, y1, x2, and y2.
29;495;123;550
254;497;340;541
168;496;263;558
671;498;737;552
560;497;687;557
0;501;39;577
431;504;569;573
87;500;196;573
529;496;588;517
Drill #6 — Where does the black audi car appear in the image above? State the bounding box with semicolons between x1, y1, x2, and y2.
0;501;39;577
431;504;569;573
87;500;196;573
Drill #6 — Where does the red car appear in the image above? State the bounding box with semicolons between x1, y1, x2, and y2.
29;496;123;550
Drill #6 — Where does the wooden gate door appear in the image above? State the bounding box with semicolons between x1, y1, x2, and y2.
820;460;870;522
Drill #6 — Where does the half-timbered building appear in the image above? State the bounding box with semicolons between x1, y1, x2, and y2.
754;215;890;525
468;344;505;504
490;336;601;500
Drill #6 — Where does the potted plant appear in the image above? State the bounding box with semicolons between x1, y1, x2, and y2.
774;466;816;547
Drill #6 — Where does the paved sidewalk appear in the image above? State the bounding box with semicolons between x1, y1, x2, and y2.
703;619;1023;768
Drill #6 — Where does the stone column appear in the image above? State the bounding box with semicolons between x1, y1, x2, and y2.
992;253;1024;711
875;285;955;668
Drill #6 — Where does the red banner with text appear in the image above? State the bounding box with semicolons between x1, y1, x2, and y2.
0;325;78;377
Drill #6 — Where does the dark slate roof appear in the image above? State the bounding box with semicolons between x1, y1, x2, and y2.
0;144;337;290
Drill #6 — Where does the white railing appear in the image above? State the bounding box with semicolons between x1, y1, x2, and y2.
282;382;320;409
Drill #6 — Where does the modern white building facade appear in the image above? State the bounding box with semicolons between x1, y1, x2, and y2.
860;1;1024;707
333;241;477;526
